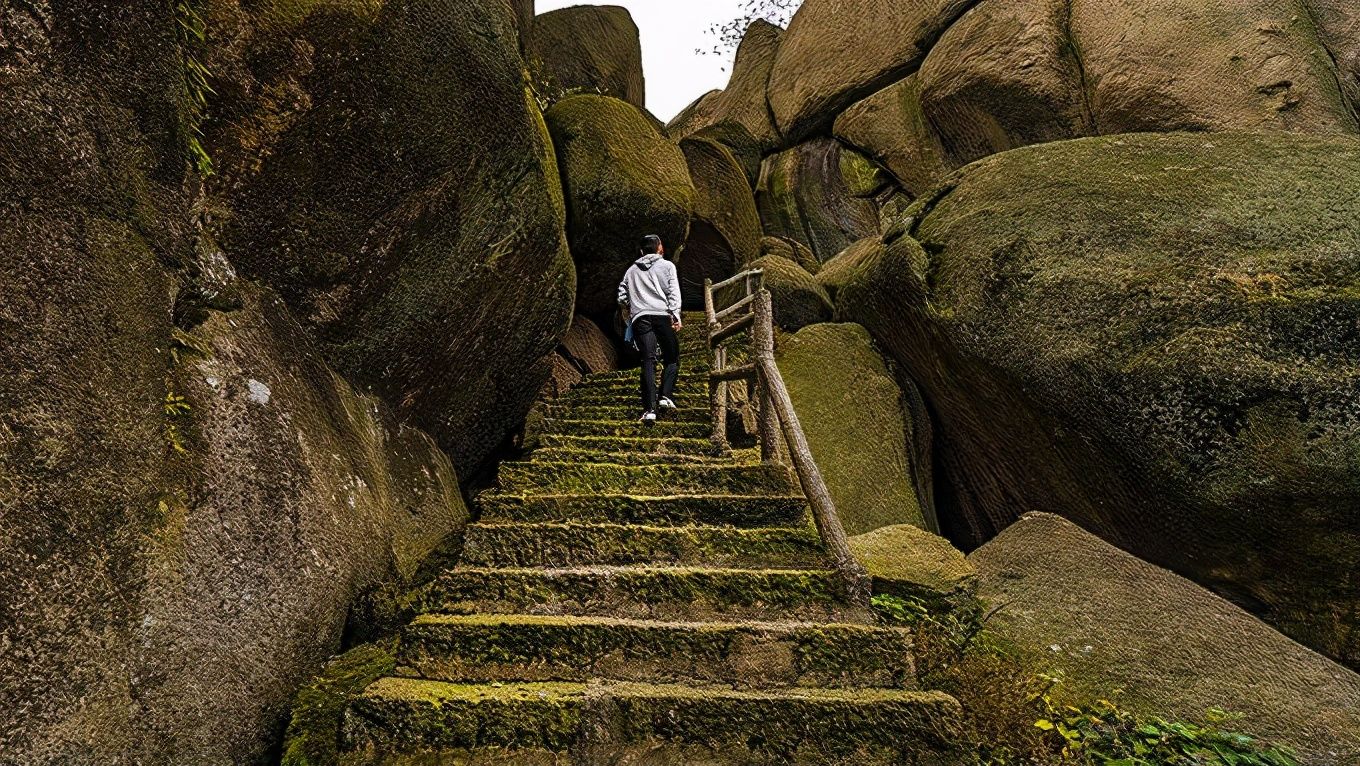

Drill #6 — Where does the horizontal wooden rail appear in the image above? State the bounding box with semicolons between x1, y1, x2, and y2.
709;312;755;347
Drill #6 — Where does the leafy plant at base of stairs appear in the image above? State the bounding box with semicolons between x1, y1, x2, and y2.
1031;686;1299;766
871;595;1298;766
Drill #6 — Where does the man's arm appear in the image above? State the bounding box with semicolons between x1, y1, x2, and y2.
617;274;630;309
665;262;683;329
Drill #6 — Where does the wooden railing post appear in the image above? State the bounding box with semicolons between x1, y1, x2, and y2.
704;278;729;452
751;288;783;467
753;290;871;605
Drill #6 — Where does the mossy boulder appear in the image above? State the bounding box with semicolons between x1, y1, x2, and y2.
560;314;619;375
281;641;398;766
836;132;1360;670
687;121;768;189
668;20;783;152
766;0;977;141
972;513;1360;764
850;525;977;612
756;139;880;266
750;256;833;332
833;76;951;199
546;94;696;315
816;238;882;303
527;5;645;108
760;236;821;275
679;135;762;308
777;324;929;535
222;0;575;476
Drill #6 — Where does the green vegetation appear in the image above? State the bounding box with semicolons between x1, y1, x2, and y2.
281;641;398;766
871;595;1299;766
163;388;192;454
173;0;214;177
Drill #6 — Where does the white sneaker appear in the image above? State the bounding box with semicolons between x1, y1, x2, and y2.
657;397;677;411
639;411;657;424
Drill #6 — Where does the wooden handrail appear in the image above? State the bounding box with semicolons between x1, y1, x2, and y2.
703;270;871;605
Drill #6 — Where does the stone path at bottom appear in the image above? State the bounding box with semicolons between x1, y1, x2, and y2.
338;314;968;765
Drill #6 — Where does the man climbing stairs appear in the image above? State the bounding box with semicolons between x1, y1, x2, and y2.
335;314;968;765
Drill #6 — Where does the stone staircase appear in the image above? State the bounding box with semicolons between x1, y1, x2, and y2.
336;314;967;765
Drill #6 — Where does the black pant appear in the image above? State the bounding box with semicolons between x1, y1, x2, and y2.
634;314;680;412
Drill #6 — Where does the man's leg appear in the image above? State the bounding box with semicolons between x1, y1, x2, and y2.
636;316;660;412
657;318;680;402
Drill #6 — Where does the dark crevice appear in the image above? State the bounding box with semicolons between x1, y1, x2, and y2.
1063;0;1099;135
1297;0;1360;128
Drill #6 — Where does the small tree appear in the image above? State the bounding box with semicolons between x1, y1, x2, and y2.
699;0;803;64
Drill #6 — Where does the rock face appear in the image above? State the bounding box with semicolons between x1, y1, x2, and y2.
836;132;1360;669
777;324;931;535
850;525;976;612
528;5;645;108
220;0;575;476
766;0;978;141
972;514;1360;764
816;238;882;303
0;6;465;763
831;0;1360;196
749;256;833;332
759;235;821;276
679;136;762;308
668;20;783;151
546;95;695;315
756;139;880;265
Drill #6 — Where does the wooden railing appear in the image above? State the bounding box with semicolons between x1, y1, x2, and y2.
704;270;872;605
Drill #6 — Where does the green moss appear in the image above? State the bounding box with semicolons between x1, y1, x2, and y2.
850;525;976;612
776;323;927;534
281;640;397;766
536;434;724;457
540;418;712;439
476;492;809;526
461;521;826;569
497;461;794;495
748;255;834;331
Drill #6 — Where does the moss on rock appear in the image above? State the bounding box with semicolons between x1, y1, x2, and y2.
850;525;976;612
777;324;928;535
837;131;1360;669
282;641;398;766
527;5;645;108
546;95;696;314
749;256;834;332
756;139;881;266
679;135;762;308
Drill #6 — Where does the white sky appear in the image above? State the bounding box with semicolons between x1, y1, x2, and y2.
536;0;754;121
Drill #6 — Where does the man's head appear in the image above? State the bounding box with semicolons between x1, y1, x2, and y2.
639;234;664;256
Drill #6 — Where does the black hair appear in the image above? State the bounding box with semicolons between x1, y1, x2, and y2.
639;234;663;255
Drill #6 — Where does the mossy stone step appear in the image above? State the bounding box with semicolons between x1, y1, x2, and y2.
343;679;967;765
557;390;707;409
571;371;709;388
399;614;916;689
526;447;757;467
545;404;711;423
497;461;794;495
461;521;827;569
477;493;808;526
541;418;711;439
537;434;724;457
412;566;867;622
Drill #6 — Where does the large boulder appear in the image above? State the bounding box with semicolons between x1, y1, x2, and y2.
527;5;645;108
766;0;977;141
833;76;950;198
1071;0;1356;135
546;95;695;315
0;7;465;763
836;132;1360;669
560;314;620;375
759;235;820;275
851;525;976;613
750;256;833;331
777;324;932;535
756;139;880;265
679;136;762;308
816;237;881;302
833;0;1360;196
220;0;575;475
668;20;783;151
972;514;1360;764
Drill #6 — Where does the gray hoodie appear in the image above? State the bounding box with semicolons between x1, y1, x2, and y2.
617;253;682;324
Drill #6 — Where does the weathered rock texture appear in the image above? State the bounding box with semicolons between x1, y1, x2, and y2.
777;324;930;535
756;139;880;265
217;0;575;475
973;514;1360;764
837;132;1360;669
668;19;783;151
546;95;695;315
528;5;645;108
0;6;466;764
679;136;762;308
750;256;833;332
760;235;821;276
767;0;978;141
830;0;1360;196
851;525;976;612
